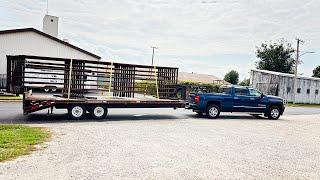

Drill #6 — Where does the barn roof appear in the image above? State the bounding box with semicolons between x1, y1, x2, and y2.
251;69;320;81
0;28;101;59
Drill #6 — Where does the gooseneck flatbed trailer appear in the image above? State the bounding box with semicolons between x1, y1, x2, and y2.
6;55;185;119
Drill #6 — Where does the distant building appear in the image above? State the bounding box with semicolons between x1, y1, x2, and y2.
0;14;100;90
178;72;229;84
251;69;320;104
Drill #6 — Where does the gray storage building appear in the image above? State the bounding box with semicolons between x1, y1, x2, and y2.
250;69;320;104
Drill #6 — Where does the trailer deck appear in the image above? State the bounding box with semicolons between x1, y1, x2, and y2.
24;93;184;114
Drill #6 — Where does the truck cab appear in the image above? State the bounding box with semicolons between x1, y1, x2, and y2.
186;85;285;119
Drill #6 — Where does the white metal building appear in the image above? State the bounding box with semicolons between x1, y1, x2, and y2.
251;69;320;104
0;15;100;89
0;15;101;74
0;27;101;75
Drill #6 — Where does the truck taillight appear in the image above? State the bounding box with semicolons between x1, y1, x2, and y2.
195;95;200;104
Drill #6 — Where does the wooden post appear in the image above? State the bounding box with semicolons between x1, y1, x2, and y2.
108;62;113;98
154;66;159;99
67;59;73;99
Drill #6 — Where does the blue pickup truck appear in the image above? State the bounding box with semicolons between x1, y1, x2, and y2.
186;85;285;119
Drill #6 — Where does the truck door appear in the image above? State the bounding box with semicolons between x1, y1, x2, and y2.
247;88;265;112
233;87;250;111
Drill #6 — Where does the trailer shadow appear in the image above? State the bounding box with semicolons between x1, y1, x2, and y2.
7;113;181;124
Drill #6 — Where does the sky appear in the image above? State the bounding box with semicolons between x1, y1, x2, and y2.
1;0;319;80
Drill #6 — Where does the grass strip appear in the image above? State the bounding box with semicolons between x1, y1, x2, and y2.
0;124;50;162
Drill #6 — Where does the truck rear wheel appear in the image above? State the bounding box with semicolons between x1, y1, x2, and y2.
206;104;220;119
90;105;107;119
268;106;280;120
68;105;86;120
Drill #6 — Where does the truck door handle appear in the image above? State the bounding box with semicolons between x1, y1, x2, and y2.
234;97;239;100
250;98;255;100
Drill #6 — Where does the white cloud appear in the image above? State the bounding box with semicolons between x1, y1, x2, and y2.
1;0;320;78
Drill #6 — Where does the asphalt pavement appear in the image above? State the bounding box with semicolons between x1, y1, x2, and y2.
0;102;320;124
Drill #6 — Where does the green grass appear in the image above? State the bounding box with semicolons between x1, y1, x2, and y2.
0;95;22;101
287;103;320;108
0;125;50;162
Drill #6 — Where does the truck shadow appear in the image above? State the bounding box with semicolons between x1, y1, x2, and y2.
186;114;285;121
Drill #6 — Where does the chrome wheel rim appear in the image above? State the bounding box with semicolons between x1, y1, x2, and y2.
209;107;218;117
271;109;279;118
71;106;84;118
93;106;105;117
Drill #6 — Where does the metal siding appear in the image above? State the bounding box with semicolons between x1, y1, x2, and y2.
0;31;99;74
251;70;320;104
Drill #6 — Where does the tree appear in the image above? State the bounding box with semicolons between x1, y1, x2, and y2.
238;78;250;86
312;66;320;78
256;40;295;74
224;70;239;84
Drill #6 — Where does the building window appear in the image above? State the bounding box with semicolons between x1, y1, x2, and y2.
297;88;301;94
316;90;319;95
286;87;291;93
307;89;310;94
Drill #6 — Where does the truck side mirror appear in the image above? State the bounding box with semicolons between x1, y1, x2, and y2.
260;93;264;99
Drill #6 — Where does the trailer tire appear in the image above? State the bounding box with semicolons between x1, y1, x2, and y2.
68;105;86;120
44;88;50;93
90;105;108;119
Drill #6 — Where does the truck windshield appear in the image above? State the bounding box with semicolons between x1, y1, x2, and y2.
218;87;231;94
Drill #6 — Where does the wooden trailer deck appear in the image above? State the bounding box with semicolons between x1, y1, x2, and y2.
23;93;185;114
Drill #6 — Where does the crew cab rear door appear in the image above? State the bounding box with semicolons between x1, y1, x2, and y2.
233;87;250;111
233;87;263;112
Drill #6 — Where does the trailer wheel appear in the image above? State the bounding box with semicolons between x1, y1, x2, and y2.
68;105;86;120
44;88;50;93
90;105;108;119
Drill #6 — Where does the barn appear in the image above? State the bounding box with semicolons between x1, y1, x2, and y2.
0;14;101;90
250;69;320;104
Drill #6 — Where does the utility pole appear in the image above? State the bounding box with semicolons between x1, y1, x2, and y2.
151;46;158;66
46;0;49;14
293;38;303;104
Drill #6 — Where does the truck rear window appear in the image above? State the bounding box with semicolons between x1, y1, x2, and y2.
218;87;231;94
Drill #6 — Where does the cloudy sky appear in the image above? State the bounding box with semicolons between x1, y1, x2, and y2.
1;0;319;80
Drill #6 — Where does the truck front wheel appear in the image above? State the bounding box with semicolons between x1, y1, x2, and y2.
268;106;281;120
206;104;220;119
90;105;108;119
68;105;86;120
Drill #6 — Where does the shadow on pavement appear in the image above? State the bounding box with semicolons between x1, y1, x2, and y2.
185;113;286;121
0;113;182;124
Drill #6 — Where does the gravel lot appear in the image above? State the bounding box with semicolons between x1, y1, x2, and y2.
0;109;320;180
